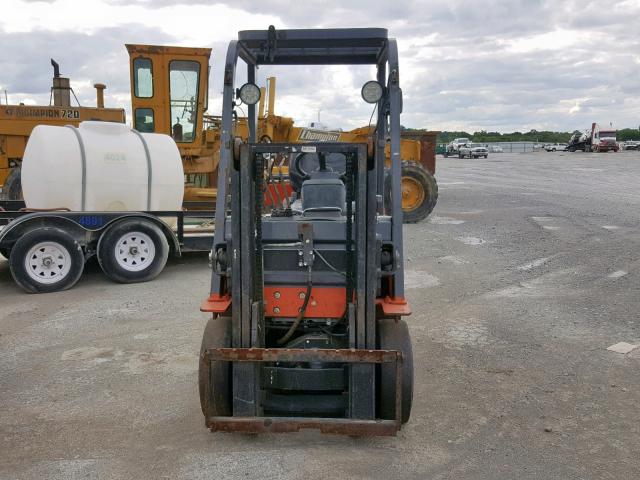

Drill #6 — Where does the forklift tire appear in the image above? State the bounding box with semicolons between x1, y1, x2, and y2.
199;316;232;418
1;167;23;201
377;318;413;424
9;227;84;293
97;218;169;284
386;161;439;223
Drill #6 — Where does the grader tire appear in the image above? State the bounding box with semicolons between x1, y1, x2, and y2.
1;167;23;201
386;161;439;223
199;316;232;418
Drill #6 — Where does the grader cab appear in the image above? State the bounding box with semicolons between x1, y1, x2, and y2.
126;44;220;202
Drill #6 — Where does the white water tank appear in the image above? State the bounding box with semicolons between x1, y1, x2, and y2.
22;121;184;212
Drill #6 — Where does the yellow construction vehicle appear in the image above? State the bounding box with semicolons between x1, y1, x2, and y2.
0;60;125;200
127;44;438;221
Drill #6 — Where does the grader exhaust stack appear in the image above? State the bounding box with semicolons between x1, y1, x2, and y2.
50;59;71;107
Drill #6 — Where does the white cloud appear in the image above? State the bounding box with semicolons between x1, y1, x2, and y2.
1;0;639;132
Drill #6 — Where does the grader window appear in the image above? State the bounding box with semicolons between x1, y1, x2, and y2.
169;60;200;143
133;57;153;98
134;108;155;133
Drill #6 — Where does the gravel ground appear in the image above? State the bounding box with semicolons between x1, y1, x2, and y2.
1;150;639;479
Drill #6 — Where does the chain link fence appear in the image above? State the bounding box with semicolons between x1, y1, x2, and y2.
484;142;541;153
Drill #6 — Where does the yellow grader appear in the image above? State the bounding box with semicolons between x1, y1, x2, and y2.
0;60;125;200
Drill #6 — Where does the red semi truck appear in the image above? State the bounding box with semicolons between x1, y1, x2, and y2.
567;123;619;152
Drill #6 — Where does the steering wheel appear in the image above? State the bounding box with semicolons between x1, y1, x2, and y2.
289;152;346;191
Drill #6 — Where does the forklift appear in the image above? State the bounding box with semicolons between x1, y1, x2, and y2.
199;26;413;435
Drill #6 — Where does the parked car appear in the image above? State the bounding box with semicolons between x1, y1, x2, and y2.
544;143;568;152
489;145;503;153
622;141;640;150
459;143;489;158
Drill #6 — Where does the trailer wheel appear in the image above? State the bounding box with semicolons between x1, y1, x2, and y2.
1;167;23;201
386;161;439;223
199;316;232;418
97;218;169;284
377;318;413;424
9;227;84;293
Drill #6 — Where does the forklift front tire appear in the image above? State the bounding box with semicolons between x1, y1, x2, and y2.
199;316;232;418
377;318;414;424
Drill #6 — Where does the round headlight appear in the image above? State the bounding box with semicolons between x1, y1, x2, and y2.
238;82;261;105
361;80;383;104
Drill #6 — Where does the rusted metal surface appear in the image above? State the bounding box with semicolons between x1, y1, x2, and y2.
202;347;404;435
206;416;399;436
204;347;400;364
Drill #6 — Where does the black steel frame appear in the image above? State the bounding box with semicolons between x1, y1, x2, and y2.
0;200;215;253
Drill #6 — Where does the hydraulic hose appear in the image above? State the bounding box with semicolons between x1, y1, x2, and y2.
277;265;312;345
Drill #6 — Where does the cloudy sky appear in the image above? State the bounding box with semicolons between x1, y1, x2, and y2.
1;0;639;133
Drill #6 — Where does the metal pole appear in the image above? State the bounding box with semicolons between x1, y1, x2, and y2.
387;39;404;299
210;40;239;294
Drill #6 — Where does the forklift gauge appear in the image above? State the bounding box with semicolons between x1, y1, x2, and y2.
238;82;261;105
361;80;383;104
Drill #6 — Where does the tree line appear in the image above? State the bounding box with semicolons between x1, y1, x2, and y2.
402;127;640;144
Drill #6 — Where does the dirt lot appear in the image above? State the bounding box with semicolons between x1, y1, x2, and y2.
1;150;639;479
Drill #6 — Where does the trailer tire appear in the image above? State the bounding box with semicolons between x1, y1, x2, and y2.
1;167;23;201
199;316;232;418
97;218;169;284
377;318;413;424
9;227;84;293
386;161;438;223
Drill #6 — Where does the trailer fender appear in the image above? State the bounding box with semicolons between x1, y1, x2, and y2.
0;214;94;251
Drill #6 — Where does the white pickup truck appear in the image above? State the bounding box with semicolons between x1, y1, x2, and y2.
544;143;568;152
458;143;489;159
